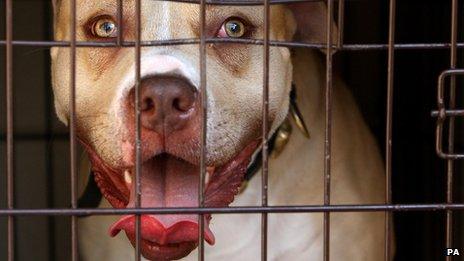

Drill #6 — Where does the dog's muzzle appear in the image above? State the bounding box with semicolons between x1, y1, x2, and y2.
81;72;260;261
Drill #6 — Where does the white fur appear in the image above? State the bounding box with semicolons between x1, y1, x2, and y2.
111;53;199;132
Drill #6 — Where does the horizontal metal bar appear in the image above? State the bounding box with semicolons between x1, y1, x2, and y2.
0;39;199;47
1;204;464;216
431;109;464;117
436;151;464;160
202;0;324;5
1;39;464;51
9;0;325;5
0;133;68;141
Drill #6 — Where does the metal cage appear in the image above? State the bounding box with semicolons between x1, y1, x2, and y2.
1;0;463;260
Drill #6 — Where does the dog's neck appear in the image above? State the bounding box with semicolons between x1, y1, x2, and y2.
291;48;326;132
253;47;332;204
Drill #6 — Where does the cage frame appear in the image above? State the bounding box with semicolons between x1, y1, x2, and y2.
2;0;463;260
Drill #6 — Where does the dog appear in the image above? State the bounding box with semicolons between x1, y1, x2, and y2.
50;0;387;260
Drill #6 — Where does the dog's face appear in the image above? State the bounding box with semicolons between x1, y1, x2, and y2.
51;0;330;259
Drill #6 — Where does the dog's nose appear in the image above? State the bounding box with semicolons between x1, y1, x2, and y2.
129;76;198;135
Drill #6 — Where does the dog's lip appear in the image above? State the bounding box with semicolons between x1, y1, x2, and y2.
82;138;260;209
125;229;199;260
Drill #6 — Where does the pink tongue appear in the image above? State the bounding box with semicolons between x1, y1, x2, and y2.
109;155;215;245
109;215;215;245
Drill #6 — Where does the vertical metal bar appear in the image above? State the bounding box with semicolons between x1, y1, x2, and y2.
445;1;458;259
336;0;345;49
261;0;270;259
134;0;142;260
385;0;396;260
323;1;334;260
198;0;207;259
69;0;79;260
43;3;57;260
6;0;14;260
117;0;124;46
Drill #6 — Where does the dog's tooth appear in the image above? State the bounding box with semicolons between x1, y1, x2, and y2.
205;166;215;184
124;170;132;184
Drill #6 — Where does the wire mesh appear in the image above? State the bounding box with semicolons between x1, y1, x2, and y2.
2;0;463;261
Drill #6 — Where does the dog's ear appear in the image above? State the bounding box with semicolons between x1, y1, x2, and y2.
287;2;338;45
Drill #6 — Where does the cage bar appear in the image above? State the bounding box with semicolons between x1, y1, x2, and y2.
1;203;464;216
69;0;79;260
117;0;124;46
134;0;143;260
261;0;271;259
445;1;458;259
323;0;334;260
436;69;464;160
6;0;14;260
2;39;464;51
432;109;464;118
198;0;207;258
385;0;396;260
336;0;344;48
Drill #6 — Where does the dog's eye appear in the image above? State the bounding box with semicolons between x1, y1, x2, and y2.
217;18;246;38
92;18;117;38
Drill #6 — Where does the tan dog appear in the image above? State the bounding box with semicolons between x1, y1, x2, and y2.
51;0;386;260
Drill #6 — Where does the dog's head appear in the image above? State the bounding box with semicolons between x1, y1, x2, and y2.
51;0;333;259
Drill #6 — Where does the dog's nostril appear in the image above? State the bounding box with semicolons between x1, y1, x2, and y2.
142;98;155;112
173;98;192;113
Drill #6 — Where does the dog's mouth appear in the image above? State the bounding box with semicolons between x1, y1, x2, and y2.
83;140;259;260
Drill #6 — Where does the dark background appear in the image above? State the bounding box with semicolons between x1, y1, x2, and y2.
341;0;464;260
1;0;463;260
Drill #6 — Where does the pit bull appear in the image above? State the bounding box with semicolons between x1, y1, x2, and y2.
50;0;388;260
